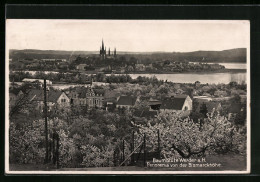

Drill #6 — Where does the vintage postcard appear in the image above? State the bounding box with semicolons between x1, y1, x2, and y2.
5;20;250;174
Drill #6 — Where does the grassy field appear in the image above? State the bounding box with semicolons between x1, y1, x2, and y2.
9;154;247;172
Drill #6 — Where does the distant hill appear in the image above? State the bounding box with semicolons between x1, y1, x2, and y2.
174;48;247;63
9;48;246;63
9;49;98;61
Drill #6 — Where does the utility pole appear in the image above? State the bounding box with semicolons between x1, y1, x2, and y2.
44;79;49;163
122;140;125;165
143;133;146;167
158;129;161;159
131;131;134;164
56;133;60;169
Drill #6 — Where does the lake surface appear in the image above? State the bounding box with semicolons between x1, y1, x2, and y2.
12;63;247;85
189;62;246;69
126;73;246;84
51;84;91;90
210;63;246;69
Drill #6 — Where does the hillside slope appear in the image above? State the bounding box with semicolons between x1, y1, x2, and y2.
9;48;246;63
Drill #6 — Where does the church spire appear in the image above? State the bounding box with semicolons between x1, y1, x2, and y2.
102;39;104;50
114;47;117;58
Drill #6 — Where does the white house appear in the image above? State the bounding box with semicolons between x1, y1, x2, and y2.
28;89;70;111
159;95;192;114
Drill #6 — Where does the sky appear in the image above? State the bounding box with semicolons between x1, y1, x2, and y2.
6;20;250;52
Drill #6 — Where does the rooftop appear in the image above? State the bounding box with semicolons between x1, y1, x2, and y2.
160;96;188;110
117;96;137;106
28;89;64;103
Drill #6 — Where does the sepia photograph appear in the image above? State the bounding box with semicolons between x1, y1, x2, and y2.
5;20;250;174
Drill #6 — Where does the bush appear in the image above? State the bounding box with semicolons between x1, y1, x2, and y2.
133;112;246;158
9;121;45;164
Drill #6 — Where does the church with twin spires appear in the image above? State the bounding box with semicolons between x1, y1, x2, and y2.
100;39;116;60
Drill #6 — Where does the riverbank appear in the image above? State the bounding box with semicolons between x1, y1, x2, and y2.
11;68;246;75
114;69;246;75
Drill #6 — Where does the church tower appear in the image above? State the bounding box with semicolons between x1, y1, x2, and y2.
100;39;106;60
114;48;117;58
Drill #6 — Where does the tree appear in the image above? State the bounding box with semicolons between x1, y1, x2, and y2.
234;104;246;125
134;112;246;158
199;103;208;118
133;100;150;111
9;89;35;118
157;84;169;95
96;73;106;82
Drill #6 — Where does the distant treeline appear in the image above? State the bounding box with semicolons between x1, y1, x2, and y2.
9;48;246;63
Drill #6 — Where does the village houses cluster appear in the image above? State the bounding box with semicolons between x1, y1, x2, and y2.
9;78;243;121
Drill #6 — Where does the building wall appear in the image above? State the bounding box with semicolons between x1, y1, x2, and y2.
182;97;192;111
116;105;132;109
57;92;70;107
86;96;103;108
159;97;192;115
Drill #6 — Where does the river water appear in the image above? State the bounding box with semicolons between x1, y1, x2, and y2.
12;63;247;84
127;72;246;84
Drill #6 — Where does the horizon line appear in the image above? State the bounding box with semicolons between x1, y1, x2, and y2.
9;47;246;54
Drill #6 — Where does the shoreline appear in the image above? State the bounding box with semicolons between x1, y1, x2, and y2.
118;69;246;75
11;69;246;75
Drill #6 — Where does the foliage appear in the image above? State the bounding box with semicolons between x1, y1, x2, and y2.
81;144;114;167
133;112;246;158
9;121;45;164
58;129;77;167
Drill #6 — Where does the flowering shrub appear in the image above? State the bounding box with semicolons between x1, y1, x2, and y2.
133;112;246;158
81;143;114;167
58;129;78;167
9;117;69;165
9;121;45;164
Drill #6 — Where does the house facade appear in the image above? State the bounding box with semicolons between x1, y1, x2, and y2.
159;95;192;115
56;92;71;108
28;89;70;112
67;87;105;108
86;87;104;108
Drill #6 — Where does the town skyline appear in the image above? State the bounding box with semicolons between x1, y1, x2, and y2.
8;47;246;54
